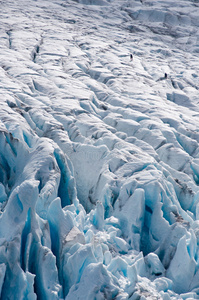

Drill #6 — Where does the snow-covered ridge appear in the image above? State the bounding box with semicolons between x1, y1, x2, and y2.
0;0;199;298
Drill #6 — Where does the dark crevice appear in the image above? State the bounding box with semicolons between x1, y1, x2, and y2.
23;132;32;148
32;38;43;63
5;133;17;157
20;208;31;271
0;155;11;184
54;148;73;208
6;29;12;49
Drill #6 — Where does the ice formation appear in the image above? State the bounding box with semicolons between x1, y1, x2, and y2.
0;0;199;298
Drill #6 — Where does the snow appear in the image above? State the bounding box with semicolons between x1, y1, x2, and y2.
0;0;199;298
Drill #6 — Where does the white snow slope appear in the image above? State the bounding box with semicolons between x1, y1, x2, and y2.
0;0;199;299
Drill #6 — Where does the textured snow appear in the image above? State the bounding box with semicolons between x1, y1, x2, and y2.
0;0;199;298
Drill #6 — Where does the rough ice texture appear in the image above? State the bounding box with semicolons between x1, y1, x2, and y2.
0;0;199;298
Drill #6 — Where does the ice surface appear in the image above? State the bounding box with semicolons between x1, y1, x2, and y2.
0;0;199;298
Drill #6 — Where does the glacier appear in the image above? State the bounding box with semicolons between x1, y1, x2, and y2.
0;0;199;298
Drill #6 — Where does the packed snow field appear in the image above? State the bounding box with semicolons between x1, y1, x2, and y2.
0;0;199;298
